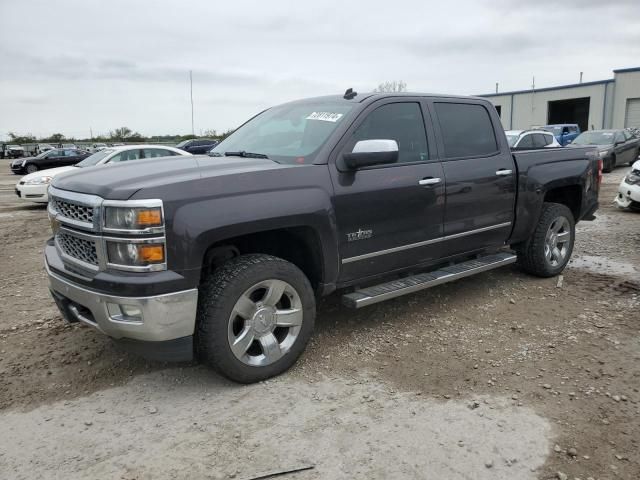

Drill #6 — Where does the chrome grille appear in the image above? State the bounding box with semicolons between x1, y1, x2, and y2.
57;232;98;266
52;198;95;224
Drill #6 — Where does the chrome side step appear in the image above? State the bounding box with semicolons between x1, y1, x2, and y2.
342;252;517;309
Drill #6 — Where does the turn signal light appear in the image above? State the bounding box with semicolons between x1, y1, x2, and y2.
139;245;165;262
137;209;163;226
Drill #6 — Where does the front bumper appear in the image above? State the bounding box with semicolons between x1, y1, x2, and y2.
15;183;49;203
614;180;640;208
46;261;198;347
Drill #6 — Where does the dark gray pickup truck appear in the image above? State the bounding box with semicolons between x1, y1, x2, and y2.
45;91;601;383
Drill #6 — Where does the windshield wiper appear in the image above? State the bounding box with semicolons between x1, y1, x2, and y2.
224;150;270;159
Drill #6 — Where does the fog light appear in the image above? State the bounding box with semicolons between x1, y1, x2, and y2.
107;303;143;323
120;305;143;319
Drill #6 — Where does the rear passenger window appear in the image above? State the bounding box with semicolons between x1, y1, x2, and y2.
353;102;429;163
532;134;547;148
517;135;534;149
434;103;498;158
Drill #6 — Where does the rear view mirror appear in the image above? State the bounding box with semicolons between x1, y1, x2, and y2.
342;139;398;170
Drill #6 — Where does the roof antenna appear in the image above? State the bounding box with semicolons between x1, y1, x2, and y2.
343;88;357;100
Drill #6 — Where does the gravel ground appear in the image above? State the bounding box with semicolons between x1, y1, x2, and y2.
0;158;638;479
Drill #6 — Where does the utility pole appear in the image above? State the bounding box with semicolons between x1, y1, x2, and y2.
495;82;499;94
90;127;93;140
579;71;583;84
190;70;195;136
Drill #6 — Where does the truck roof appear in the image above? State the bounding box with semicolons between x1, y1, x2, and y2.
285;92;490;105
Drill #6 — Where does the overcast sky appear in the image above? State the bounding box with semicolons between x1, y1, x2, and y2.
1;0;639;140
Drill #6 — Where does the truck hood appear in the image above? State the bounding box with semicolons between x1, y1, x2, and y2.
50;155;290;200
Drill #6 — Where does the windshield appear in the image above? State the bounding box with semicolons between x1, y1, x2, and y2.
572;131;616;145
35;150;55;158
76;149;114;167
176;140;190;148
505;134;519;147
210;101;354;164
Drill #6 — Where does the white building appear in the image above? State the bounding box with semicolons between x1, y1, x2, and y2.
480;67;640;132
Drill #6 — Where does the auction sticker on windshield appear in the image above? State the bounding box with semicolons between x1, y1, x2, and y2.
306;112;344;122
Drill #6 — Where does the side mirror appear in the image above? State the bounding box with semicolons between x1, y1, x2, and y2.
342;139;399;170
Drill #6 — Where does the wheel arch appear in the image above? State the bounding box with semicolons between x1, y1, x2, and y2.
200;225;328;293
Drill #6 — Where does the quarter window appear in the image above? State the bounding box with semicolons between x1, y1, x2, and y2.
352;102;429;163
434;102;498;158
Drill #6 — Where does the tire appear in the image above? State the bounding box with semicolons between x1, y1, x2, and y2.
602;155;614;173
196;254;315;383
631;149;639;166
516;202;575;278
26;164;38;174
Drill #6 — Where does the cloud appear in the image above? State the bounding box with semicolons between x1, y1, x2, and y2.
0;0;638;137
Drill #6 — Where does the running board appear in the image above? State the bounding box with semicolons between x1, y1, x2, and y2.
342;252;517;308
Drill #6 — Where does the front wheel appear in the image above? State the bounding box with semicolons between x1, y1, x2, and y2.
196;254;315;383
516;202;575;278
26;164;38;174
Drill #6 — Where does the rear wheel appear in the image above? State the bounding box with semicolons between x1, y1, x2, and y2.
516;202;575;278
196;254;315;383
26;164;38;174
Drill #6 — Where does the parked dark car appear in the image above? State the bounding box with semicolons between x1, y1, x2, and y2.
45;91;600;383
176;138;219;154
569;129;640;172
10;148;91;174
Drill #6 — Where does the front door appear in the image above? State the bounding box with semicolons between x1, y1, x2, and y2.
329;100;445;283
430;100;516;257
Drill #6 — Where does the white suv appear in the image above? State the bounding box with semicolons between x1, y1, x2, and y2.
505;130;561;149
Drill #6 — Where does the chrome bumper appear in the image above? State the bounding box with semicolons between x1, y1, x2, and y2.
46;263;198;342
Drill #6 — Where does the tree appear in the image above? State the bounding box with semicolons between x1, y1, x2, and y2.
47;133;65;143
373;80;407;93
109;127;144;142
203;129;218;138
7;132;36;144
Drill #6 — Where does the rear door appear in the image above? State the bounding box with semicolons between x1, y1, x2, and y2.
430;100;516;257
330;99;445;282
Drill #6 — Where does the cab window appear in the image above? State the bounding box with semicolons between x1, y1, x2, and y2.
434;102;497;158
352;102;429;163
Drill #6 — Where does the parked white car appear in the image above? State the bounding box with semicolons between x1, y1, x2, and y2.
505;130;562;149
614;160;640;211
15;145;191;204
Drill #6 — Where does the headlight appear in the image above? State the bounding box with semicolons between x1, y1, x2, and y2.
24;176;52;185
598;150;611;158
106;240;166;271
21;160;26;167
103;202;164;233
625;171;640;185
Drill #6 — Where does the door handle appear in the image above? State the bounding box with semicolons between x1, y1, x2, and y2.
419;177;442;186
496;169;513;176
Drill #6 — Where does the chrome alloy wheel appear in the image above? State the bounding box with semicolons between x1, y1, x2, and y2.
227;279;303;367
544;216;571;267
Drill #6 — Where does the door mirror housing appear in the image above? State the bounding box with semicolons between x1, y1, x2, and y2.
342;139;399;170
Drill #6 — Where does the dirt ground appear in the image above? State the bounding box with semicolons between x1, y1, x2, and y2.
0;158;638;480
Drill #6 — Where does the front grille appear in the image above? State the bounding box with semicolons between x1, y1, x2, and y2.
52;198;95;225
57;232;98;266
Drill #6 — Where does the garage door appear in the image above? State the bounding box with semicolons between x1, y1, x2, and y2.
625;98;640;128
